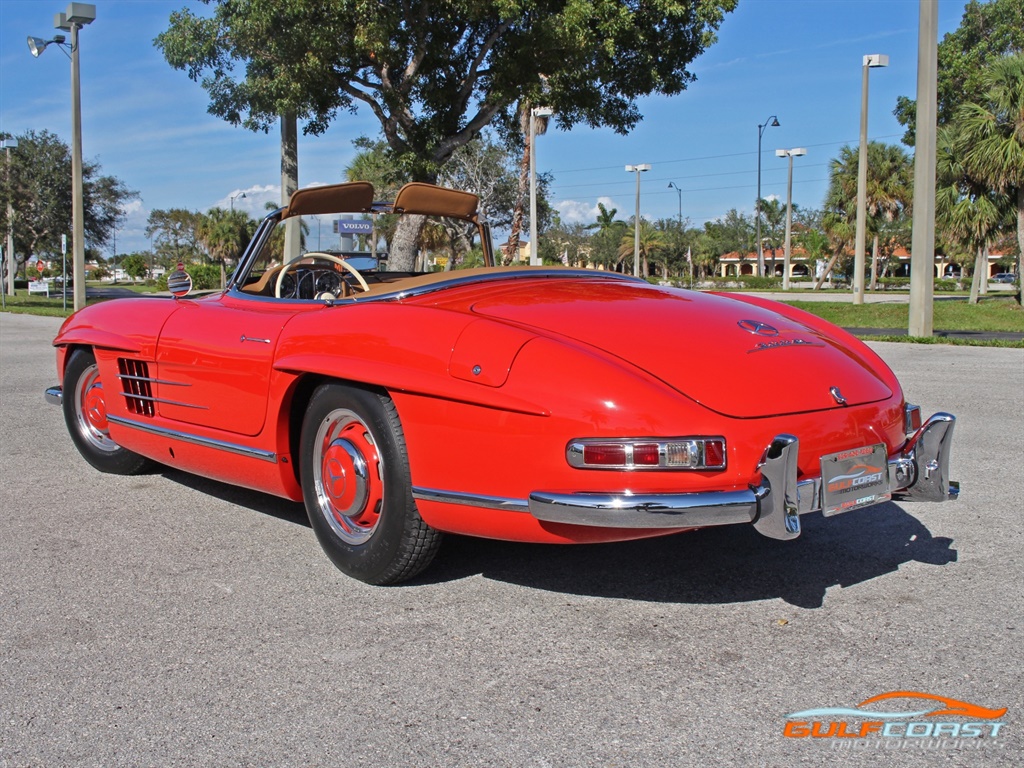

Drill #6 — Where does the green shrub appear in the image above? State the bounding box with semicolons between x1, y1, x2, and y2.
156;263;222;291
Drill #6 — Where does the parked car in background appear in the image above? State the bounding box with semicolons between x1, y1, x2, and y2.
992;273;1017;284
45;181;960;585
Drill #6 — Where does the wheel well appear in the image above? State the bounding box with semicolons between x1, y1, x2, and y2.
284;375;390;485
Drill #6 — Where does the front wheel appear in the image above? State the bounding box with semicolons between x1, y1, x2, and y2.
62;349;153;475
300;383;441;584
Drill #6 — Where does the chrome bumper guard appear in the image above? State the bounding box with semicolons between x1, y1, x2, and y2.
45;386;63;406
528;413;958;541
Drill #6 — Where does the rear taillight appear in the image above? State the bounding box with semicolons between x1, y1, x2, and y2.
568;438;727;470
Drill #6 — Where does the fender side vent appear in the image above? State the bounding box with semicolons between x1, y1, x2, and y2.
118;358;155;417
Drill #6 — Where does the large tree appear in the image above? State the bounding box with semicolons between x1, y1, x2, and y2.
0;130;136;278
146;208;203;268
156;0;738;270
894;0;1024;146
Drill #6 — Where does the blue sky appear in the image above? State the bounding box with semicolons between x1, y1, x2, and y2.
0;0;967;255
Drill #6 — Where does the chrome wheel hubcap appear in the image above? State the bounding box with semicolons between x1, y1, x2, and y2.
313;409;383;544
75;364;118;453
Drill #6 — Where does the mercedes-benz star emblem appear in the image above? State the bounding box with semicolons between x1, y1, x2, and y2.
738;319;779;337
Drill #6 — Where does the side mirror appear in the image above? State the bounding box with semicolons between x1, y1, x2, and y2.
168;266;193;298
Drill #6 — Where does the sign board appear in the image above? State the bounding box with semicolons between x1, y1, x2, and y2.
335;220;374;235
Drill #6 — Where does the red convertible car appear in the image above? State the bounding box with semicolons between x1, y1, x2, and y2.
46;182;959;584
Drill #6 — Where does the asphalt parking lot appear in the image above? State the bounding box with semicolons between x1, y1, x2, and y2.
1;312;1021;767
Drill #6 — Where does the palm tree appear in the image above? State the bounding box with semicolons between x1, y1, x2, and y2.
824;143;913;290
617;219;664;277
954;54;1024;303
936;125;1012;303
757;197;786;277
198;207;255;288
587;202;627;269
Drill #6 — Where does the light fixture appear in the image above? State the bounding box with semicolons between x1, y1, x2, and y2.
28;34;69;58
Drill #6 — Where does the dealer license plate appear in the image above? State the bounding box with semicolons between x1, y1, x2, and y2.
820;443;890;517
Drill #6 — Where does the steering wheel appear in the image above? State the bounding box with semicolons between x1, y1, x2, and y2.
274;252;371;298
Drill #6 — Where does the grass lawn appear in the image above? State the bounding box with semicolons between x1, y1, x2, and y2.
787;296;1024;333
0;283;161;316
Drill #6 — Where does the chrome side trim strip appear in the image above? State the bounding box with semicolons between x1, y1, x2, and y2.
106;414;277;463
412;487;530;512
116;374;190;387
45;385;63;406
118;392;209;410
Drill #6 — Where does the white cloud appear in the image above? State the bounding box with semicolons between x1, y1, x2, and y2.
213;184;280;216
556;196;619;226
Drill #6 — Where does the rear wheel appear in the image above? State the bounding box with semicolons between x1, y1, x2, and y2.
300;383;441;584
63;349;153;475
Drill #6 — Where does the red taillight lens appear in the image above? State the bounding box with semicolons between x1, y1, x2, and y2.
704;439;726;468
633;444;660;465
582;444;626;466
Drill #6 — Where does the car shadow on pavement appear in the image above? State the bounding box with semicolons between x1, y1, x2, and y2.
419;503;957;609
159;468;311;528
156;468;956;608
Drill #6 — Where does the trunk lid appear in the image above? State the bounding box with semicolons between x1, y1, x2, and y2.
469;279;892;418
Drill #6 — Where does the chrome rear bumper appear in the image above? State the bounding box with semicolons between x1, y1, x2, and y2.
527;413;958;541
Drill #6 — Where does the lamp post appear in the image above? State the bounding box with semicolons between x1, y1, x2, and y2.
775;148;806;291
756;115;780;277
529;106;553;266
29;3;96;312
667;181;683;226
1;138;17;296
853;53;889;305
230;191;246;212
625;164;651;278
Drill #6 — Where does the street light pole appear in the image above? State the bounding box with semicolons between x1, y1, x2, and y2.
853;54;889;305
529;106;553;266
230;191;246;212
908;7;937;337
775;148;806;291
1;138;17;296
756;115;780;277
29;3;96;312
625;164;651;278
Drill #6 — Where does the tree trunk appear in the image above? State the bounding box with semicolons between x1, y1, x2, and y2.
281;112;300;263
968;246;984;304
1016;187;1023;305
869;234;879;291
814;251;842;290
506;105;532;265
980;243;989;296
389;214;427;272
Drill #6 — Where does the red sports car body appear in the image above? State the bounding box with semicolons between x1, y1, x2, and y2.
46;182;958;583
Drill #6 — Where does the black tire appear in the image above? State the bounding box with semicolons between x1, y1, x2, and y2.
62;349;154;475
300;383;442;585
